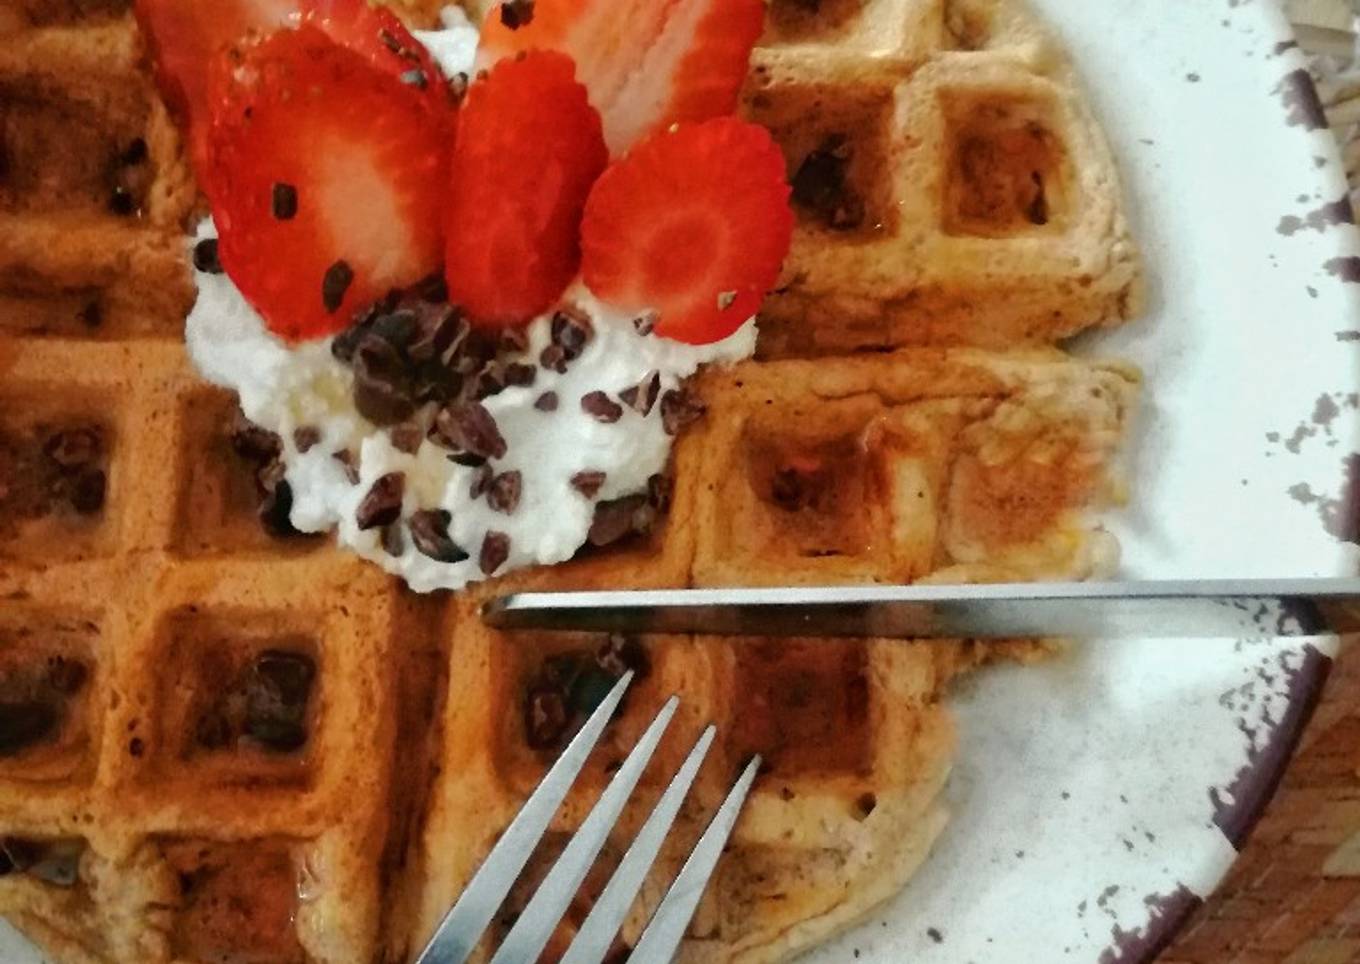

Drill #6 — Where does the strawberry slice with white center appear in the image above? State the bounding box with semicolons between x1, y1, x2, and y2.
476;0;766;155
581;117;793;345
135;0;299;162
137;0;446;173
207;26;448;341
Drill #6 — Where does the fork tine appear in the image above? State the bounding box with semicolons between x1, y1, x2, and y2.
415;671;636;964
629;755;762;962
559;724;718;964
490;695;681;964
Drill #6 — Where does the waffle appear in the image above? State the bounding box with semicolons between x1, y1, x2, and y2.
0;1;1143;962
746;0;1144;357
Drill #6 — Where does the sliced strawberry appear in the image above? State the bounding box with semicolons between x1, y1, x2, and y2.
445;50;607;328
476;0;765;155
581;117;793;345
303;0;449;105
208;26;447;341
135;0;299;163
138;0;447;176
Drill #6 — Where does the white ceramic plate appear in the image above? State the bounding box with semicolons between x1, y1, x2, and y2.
803;0;1360;961
5;1;1359;961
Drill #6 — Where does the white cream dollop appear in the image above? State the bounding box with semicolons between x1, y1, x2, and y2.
183;13;756;592
184;217;754;592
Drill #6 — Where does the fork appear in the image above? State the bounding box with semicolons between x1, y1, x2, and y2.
415;671;761;964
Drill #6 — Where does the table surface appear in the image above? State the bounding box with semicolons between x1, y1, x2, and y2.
1161;4;1360;962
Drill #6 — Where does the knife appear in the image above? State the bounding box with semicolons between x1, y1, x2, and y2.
483;578;1360;640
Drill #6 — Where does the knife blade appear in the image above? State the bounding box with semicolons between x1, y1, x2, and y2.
482;578;1360;640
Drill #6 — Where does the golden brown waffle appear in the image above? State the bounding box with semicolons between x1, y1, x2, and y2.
745;0;1144;356
399;346;1134;963
0;1;1143;962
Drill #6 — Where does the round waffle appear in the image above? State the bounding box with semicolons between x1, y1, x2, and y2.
0;0;1142;961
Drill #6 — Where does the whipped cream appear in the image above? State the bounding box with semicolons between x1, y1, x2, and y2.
184;12;757;591
186;230;754;592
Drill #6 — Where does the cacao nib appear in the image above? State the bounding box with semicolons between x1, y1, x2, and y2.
581;392;624;423
487;471;522;514
355;472;405;530
480;530;510;575
409;509;468;563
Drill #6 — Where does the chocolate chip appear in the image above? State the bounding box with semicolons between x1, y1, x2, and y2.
192;238;223;274
43;428;102;469
409;361;460;406
356;472;405;530
472;367;505;400
453;329;498;375
525;683;568;749
504;363;537;387
68;469;106;515
331;321;369;364
791;134;865;231
539;344;568;373
660;388;706;435
551;309;592;359
534;391;559;412
128;737;144;757
322;260;354;314
0;702;57;756
389;421;425;455
480;530;510;575
293;427;321;454
468;463;493;499
587;494;651;547
571;470;607;499
633;311;658;336
381;522;406;557
411;274;449;303
447;451;486;468
619;371;661;416
353;333;417;426
581;391;624;423
370;309;418;349
406;304;464;364
271;182;298;220
431;402;507;460
333;449;360;484
409;509;469;563
487;471;522;514
500;0;535;28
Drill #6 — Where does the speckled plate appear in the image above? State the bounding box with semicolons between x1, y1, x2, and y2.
3;1;1358;962
800;1;1360;961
